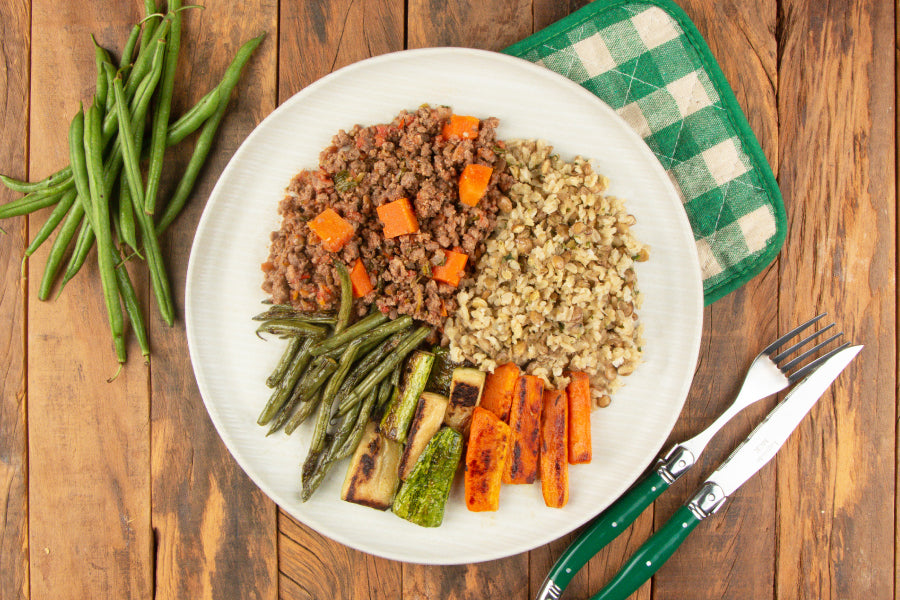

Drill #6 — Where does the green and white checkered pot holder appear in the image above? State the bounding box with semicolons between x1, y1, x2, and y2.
504;0;786;305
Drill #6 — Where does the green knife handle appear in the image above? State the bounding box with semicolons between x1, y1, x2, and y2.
536;471;670;599
590;505;702;600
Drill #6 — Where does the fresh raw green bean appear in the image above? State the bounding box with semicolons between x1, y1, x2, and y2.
267;337;303;389
333;261;352;335
337;326;432;414
83;104;126;363
165;85;220;147
310;312;388;357
37;202;85;301
256;320;328;339
115;263;150;360
91;35;113;108
120;24;141;73
126;13;170;98
144;0;181;216
0;167;73;194
0;184;70;219
298;338;362;443
267;356;337;435
337;385;379;459
257;337;316;426
24;188;77;258
118;180;139;253
57;217;94;296
139;0;159;56
112;69;175;326
156;33;265;233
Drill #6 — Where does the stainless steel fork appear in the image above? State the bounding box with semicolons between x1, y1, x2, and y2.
536;313;849;600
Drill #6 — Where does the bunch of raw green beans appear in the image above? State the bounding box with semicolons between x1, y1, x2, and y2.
254;262;433;501
0;1;264;368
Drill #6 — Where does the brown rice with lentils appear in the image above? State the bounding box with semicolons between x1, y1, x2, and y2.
442;140;649;403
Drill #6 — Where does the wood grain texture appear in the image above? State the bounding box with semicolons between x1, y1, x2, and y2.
0;0;30;598
278;511;402;600
776;0;895;598
26;3;153;598
533;0;591;31
278;0;405;101
407;0;532;51
650;1;780;599
150;2;278;599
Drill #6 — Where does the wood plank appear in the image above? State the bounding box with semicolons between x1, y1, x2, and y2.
403;1;531;597
275;1;405;596
776;0;895;598
407;0;531;51
650;1;780;598
26;2;151;598
150;1;279;599
534;0;591;31
0;0;30;598
278;511;402;600
278;0;405;101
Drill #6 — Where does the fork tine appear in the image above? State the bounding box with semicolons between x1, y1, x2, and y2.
771;323;836;363
787;341;851;383
780;331;843;373
762;313;826;355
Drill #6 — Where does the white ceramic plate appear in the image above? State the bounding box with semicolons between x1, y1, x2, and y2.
185;47;703;565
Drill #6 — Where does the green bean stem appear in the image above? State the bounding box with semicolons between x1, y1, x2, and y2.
82;104;126;363
139;0;159;55
144;0;181;215
156;32;265;233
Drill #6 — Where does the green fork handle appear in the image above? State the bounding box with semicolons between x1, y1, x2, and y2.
536;471;670;599
590;506;702;600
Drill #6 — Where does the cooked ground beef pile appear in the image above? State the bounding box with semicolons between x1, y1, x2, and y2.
261;106;513;326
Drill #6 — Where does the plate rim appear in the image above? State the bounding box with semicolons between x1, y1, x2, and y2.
184;46;704;564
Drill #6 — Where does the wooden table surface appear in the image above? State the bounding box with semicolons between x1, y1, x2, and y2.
0;0;894;598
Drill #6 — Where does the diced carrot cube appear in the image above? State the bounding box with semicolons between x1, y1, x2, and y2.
458;164;493;207
442;115;480;140
349;258;374;298
307;208;354;252
376;198;419;239
431;249;468;287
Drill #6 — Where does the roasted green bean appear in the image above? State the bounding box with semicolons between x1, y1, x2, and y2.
257;337;317;426
310;312;387;357
267;337;303;389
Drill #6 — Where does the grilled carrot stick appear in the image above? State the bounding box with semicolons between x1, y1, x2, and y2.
465;407;511;512
502;374;544;484
566;372;593;464
480;362;521;422
540;388;569;508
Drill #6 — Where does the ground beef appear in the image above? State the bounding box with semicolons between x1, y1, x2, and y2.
261;105;513;327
